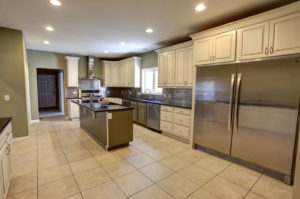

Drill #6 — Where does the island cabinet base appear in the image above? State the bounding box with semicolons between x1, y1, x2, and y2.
79;107;133;151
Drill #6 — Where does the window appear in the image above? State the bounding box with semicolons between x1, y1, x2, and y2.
142;67;162;94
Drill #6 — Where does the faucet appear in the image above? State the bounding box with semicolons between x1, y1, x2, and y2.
144;89;152;101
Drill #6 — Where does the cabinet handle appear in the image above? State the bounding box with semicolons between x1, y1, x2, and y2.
270;47;274;54
265;48;268;55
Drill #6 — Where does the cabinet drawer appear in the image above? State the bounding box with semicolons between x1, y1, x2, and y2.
161;111;173;122
174;107;191;116
138;102;147;107
173;124;190;139
174;114;190;127
161;121;173;133
161;105;174;113
130;101;137;106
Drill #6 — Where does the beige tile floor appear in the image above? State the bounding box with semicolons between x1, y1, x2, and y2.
8;116;293;199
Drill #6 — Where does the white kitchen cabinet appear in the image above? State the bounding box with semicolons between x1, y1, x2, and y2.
237;22;270;60
104;62;111;87
160;105;191;141
110;62;120;86
68;100;79;120
103;57;141;88
194;30;236;65
269;12;300;56
0;122;13;199
158;51;175;87
65;56;79;87
213;31;236;63
194;37;213;65
175;47;193;87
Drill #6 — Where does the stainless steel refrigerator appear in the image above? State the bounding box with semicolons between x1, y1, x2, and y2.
193;55;300;184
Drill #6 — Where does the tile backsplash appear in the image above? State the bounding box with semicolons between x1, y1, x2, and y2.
105;87;192;106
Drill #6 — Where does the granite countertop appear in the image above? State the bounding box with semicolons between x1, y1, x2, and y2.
66;97;82;99
72;99;133;112
124;98;192;109
0;117;12;133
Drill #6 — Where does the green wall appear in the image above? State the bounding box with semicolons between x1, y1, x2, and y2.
27;50;103;120
0;27;29;138
140;51;158;69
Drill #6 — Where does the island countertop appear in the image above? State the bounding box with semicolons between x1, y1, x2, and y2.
71;99;133;112
0;117;12;134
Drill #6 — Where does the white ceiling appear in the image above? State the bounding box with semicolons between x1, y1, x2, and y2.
0;0;295;58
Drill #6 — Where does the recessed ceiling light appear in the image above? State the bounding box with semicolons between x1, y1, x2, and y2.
104;50;109;54
43;40;50;45
49;0;61;6
120;41;125;46
145;28;153;33
195;4;206;11
46;26;54;32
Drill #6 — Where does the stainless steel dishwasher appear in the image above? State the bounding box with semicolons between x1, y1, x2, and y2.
146;103;161;132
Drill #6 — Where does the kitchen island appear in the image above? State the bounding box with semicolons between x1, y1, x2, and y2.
72;100;133;151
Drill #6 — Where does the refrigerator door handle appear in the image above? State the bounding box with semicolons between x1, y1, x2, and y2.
228;74;235;131
234;73;242;132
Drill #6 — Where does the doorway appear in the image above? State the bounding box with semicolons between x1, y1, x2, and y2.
37;69;64;118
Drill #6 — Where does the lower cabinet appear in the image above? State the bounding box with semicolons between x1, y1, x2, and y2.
0;122;13;199
160;105;191;142
68;100;79;119
130;101;147;125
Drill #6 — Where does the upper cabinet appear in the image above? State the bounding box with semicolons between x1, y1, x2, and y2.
103;57;141;88
157;41;193;88
194;31;236;65
269;12;300;56
65;56;79;87
191;2;300;64
237;22;270;60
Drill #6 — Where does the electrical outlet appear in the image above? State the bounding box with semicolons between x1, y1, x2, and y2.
168;94;171;98
163;94;166;98
4;95;10;101
129;91;131;95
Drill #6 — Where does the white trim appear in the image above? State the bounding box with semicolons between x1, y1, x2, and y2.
13;136;29;142
30;119;40;124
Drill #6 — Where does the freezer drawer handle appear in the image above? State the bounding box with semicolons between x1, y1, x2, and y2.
234;73;242;132
228;74;235;131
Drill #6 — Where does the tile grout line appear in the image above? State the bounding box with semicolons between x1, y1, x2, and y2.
242;174;264;199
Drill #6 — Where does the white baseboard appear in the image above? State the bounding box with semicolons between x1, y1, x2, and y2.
30;119;40;124
13;136;29;142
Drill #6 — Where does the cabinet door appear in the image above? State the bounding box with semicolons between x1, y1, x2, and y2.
0;143;10;195
119;63;125;87
175;48;187;87
213;30;236;63
138;107;147;125
110;63;120;86
186;47;193;87
127;61;134;87
158;54;165;87
269;12;300;56
194;37;213;65
104;63;111;86
237;22;270;60
165;51;175;87
67;58;79;87
132;106;138;122
72;103;80;118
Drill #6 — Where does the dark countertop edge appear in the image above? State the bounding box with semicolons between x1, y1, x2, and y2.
66;97;82;99
71;100;134;112
123;98;192;109
0;117;12;133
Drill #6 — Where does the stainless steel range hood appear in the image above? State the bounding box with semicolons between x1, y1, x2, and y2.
79;56;104;87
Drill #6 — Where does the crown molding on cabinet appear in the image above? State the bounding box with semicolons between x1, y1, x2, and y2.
189;1;300;40
155;41;193;54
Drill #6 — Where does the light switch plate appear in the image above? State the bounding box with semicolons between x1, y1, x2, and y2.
107;113;112;119
4;95;10;101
